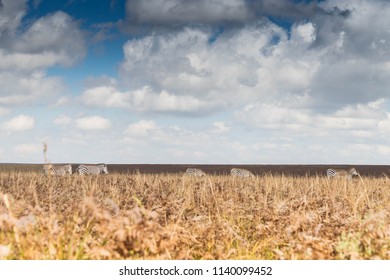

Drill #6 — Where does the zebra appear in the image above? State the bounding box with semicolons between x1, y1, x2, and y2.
76;163;108;175
185;168;206;177
43;164;72;176
326;168;358;180
230;168;255;178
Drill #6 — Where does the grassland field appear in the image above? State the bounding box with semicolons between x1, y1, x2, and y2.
0;164;389;260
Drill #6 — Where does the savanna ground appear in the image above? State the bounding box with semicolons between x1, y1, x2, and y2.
0;166;390;260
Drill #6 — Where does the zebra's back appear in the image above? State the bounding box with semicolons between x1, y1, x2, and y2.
76;164;108;175
326;168;358;179
230;168;254;178
186;168;206;177
43;164;72;176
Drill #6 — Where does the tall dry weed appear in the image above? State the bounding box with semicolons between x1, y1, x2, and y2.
0;171;389;259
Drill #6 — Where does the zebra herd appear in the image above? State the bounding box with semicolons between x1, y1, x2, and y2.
43;163;108;176
43;164;360;179
186;167;359;179
185;167;255;178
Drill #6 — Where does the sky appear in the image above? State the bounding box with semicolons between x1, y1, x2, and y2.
1;0;390;164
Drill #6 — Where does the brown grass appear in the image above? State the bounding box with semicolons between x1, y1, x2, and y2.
0;171;389;260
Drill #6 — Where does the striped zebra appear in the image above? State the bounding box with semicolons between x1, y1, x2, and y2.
185;168;206;177
76;163;108;175
230;168;255;178
43;164;72;176
326;168;358;180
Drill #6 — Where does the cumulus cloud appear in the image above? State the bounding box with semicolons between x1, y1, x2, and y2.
119;28;213;92
236;103;311;130
54;96;69;107
1;10;86;70
81;84;209;114
1;115;35;132
3;0;390;164
123;0;319;29
213;121;230;134
130;87;208;113
75;116;111;130
0;0;26;42
76;0;390;164
114;21;320;115
236;100;388;134
81;84;131;108
232;98;390;163
0;2;86;107
12;11;86;67
116;0;390;117
316;0;390;55
0;71;65;106
249;0;319;20
125;120;157;137
53;115;72;126
125;0;251;27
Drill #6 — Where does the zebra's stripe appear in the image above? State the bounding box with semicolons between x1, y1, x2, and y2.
230;168;254;178
186;168;206;177
326;168;358;179
43;164;72;176
76;163;108;175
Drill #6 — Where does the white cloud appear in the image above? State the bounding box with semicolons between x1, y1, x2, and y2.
213;121;230;134
236;99;389;134
12;11;86;68
236;103;311;130
75;116;111;130
81;84;209;113
0;49;74;72
1;115;35;132
115;21;325;116
124;0;319;29
119;0;390;117
0;0;26;38
318;0;390;56
119;28;217;98
125;120;157;137
125;0;251;26
53;115;72;126
81;84;131;108
3;0;390;165
130;87;207;113
0;4;86;107
292;22;316;44
54;96;69;107
0;71;65;105
74;0;390;164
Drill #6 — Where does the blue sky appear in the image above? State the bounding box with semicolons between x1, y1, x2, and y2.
2;0;390;164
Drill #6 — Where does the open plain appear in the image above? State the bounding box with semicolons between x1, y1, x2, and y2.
0;164;389;260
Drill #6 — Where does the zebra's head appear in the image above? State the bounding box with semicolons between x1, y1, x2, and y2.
349;168;358;176
98;163;108;174
43;164;52;175
65;164;72;174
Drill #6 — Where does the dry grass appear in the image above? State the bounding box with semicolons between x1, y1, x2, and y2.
0;171;389;260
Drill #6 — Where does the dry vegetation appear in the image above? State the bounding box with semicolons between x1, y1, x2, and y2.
0;171;389;260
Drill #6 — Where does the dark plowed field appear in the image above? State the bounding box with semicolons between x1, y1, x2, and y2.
1;163;390;177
